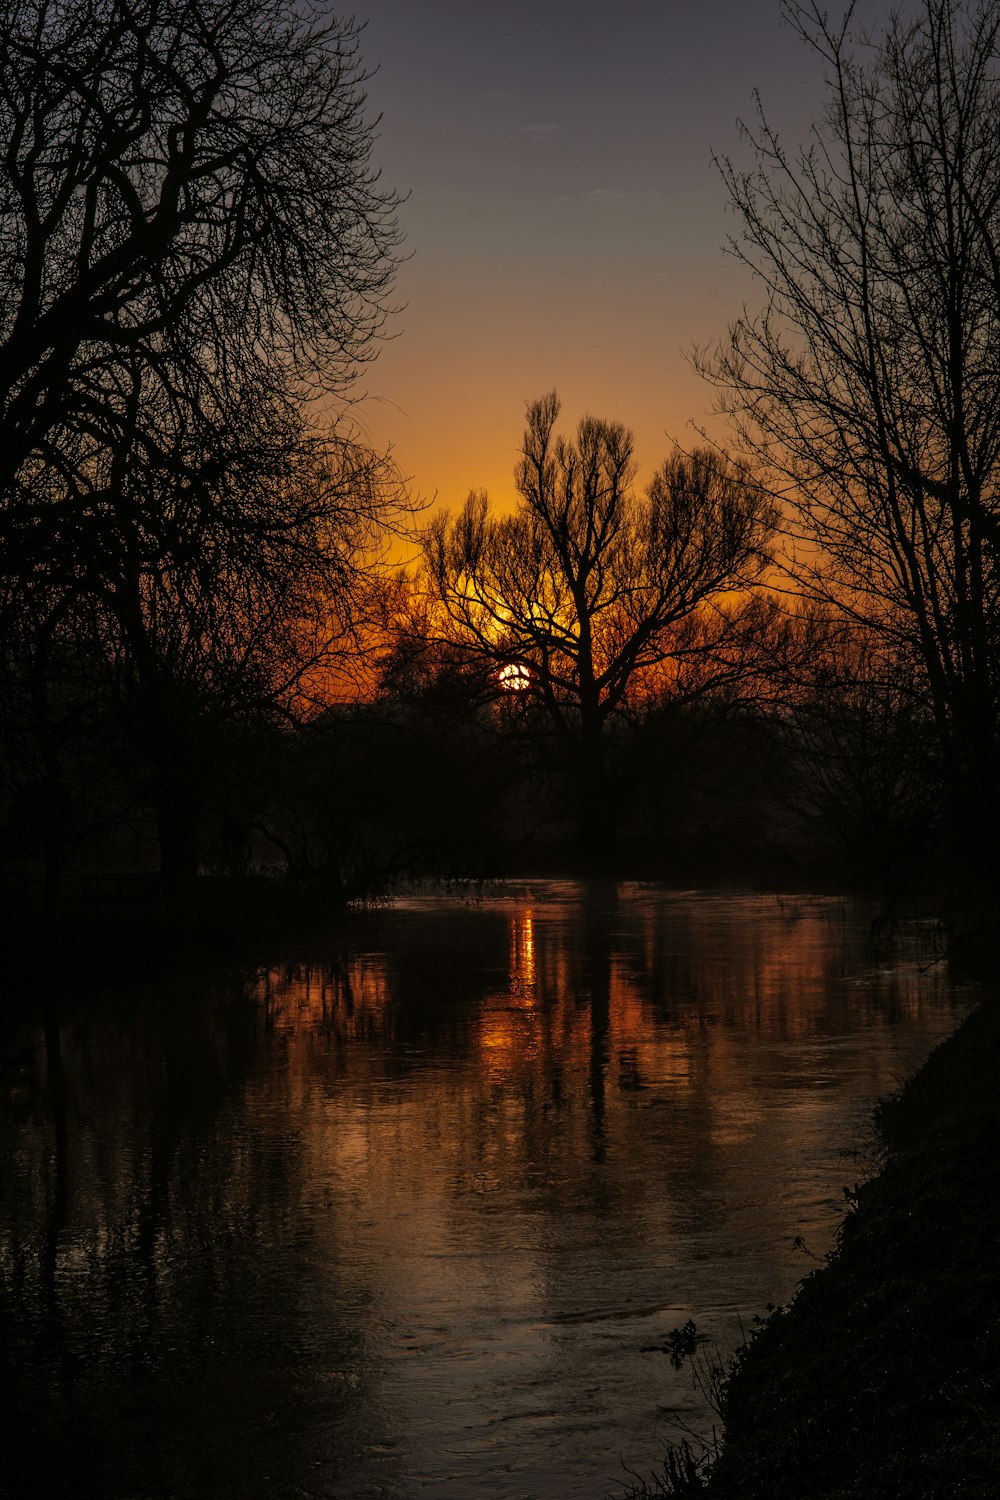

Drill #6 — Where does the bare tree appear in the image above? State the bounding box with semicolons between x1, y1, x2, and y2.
421;392;775;864
94;424;407;877
703;0;1000;889
0;0;408;894
0;0;401;584
772;616;938;885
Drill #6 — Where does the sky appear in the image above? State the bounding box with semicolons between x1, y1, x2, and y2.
346;2;876;511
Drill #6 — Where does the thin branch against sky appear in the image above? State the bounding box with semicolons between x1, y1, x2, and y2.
350;1;886;506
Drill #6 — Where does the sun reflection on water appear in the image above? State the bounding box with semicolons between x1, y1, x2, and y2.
0;885;975;1500
510;909;536;993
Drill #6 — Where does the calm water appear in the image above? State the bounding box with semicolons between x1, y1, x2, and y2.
0;883;975;1499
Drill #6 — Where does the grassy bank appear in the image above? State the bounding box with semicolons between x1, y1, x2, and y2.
630;996;1000;1499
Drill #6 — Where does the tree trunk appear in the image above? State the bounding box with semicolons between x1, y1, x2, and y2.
575;706;616;875
27;644;68;918
155;773;201;882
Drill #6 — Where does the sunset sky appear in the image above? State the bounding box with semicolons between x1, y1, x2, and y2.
349;1;874;512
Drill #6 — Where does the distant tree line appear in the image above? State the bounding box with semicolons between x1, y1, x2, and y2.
360;0;987;921
372;393;938;896
1;0;998;936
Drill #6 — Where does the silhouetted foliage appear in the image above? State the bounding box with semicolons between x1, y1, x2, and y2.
0;0;407;898
92;430;405;879
773;619;940;889
419;392;776;868
703;0;1000;902
0;0;400;585
257;695;523;893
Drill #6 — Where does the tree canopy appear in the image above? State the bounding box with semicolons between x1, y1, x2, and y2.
420;392;775;863
0;0;402;582
704;0;1000;885
0;0;407;891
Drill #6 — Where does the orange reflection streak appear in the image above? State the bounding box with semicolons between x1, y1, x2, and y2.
476;911;543;1078
10;886;965;1426
248;894;960;1191
509;910;536;994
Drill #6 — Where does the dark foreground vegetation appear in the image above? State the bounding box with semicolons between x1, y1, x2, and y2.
627;992;1000;1499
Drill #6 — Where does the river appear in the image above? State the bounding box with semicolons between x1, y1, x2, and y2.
0;883;975;1498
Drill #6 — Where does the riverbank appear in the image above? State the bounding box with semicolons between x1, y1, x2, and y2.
631;993;1000;1498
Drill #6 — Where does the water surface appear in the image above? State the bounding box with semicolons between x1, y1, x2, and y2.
0;884;974;1498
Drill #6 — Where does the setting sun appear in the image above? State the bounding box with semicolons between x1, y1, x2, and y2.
498;661;532;691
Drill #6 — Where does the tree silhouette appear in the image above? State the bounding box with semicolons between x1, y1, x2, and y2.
421;392;774;866
96;427;404;879
0;0;400;584
775;618;937;887
0;0;406;893
704;0;1000;895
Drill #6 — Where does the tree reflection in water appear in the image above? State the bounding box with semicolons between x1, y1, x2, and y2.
0;885;973;1499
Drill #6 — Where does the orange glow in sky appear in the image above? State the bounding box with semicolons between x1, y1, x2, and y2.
347;2;854;514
